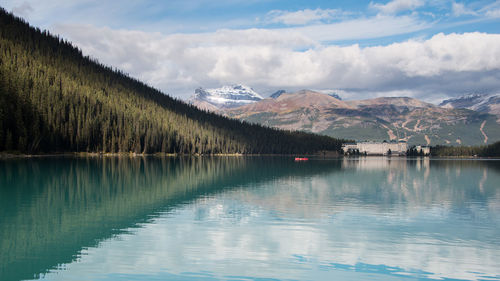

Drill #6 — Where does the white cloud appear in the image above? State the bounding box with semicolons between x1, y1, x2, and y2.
481;0;500;18
486;9;500;17
293;15;428;42
52;20;500;102
265;8;344;25
451;2;477;17
366;32;500;77
370;0;424;14
11;1;34;17
3;0;500;104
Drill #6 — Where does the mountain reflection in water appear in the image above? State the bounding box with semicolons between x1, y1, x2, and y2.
1;157;499;281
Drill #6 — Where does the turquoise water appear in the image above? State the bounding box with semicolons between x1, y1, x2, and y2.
1;157;500;281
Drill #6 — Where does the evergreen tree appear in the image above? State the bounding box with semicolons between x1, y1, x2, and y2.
0;8;347;154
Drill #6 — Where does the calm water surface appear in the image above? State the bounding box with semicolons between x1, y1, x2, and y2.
1;157;500;281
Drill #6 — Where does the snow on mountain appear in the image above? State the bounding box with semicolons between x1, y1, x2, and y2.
190;84;263;109
439;93;500;116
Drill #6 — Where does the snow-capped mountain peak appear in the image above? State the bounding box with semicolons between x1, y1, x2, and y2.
439;93;500;116
190;84;263;109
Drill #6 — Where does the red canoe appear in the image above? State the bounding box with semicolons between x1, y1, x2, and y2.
294;157;309;161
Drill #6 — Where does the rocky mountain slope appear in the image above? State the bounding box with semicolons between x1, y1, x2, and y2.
439;93;500;118
219;90;500;146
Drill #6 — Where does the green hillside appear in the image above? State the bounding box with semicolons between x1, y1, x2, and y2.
0;8;344;154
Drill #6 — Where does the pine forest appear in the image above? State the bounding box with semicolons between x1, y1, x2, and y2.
0;8;345;155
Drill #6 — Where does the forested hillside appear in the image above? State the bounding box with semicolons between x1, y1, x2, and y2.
430;141;500;157
0;8;344;154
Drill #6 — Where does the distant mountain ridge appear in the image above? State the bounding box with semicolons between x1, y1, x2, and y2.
439;93;500;117
270;90;286;99
328;93;342;100
191;89;500;146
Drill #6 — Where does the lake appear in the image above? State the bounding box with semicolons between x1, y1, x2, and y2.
1;157;499;281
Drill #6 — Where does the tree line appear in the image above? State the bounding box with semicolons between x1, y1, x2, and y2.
0;8;346;154
430;141;500;157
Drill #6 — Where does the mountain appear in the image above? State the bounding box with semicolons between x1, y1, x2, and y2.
189;84;263;109
270;90;286;99
0;9;345;154
439;93;500;117
224;90;500;146
328;93;342;100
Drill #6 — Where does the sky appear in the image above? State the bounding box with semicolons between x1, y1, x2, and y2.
3;0;500;102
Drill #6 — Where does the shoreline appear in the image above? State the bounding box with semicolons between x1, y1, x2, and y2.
0;151;338;158
1;152;499;160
